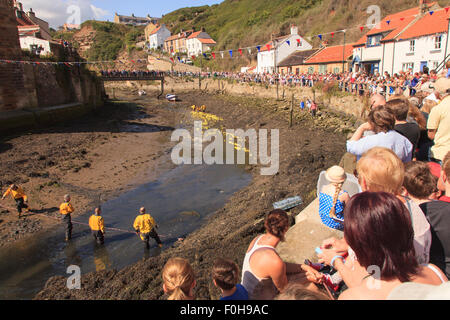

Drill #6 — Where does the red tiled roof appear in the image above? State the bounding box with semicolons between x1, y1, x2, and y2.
165;34;179;41
354;3;437;46
198;38;216;44
398;7;450;40
150;25;161;35
304;44;354;64
187;31;202;39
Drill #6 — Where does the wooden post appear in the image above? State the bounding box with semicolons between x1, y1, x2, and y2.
276;79;279;100
112;87;116;99
289;93;294;128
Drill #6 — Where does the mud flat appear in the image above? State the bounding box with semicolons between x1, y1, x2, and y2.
0;94;178;247
34;89;350;300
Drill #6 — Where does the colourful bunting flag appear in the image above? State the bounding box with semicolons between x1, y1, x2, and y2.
429;11;434;15
446;7;449;13
247;48;252;55
266;44;271;51
318;35;322;40
170;57;174;63
400;17;405;21
238;48;243;56
286;40;290;46
220;52;224;59
386;20;391;25
331;32;334;38
177;57;181;62
256;46;261;52
360;26;364;32
211;52;216;59
203;53;207;58
229;50;233;58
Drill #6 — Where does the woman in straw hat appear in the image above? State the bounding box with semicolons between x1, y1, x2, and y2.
318;166;349;230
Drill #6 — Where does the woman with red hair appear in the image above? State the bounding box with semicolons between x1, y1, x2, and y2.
319;192;447;300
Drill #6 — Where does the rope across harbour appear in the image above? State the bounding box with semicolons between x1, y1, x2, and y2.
0;203;169;238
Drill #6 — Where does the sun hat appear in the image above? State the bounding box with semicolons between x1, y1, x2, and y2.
325;166;347;184
387;282;450;300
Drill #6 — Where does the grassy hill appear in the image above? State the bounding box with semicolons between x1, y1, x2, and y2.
160;0;450;70
53;21;146;62
162;0;450;49
52;0;450;71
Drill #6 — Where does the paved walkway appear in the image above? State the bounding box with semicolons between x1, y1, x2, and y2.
277;198;343;264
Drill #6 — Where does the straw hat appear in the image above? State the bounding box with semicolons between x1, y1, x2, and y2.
325;166;347;184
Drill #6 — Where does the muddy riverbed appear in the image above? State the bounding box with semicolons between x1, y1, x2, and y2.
29;88;350;300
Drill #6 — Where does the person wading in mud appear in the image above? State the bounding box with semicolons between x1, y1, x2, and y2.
59;194;74;241
1;184;30;219
133;207;163;249
89;207;105;245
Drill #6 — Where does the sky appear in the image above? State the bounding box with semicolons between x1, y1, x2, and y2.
19;0;223;28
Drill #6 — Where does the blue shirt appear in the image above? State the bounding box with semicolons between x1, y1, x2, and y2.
447;69;450;79
220;284;249;301
347;130;413;162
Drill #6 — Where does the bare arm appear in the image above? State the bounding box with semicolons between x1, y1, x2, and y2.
349;123;373;141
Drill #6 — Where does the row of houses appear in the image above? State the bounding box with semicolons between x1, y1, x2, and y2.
259;1;449;76
143;23;217;57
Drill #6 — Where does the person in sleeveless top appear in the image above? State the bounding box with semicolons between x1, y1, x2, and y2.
241;209;324;300
318;192;447;300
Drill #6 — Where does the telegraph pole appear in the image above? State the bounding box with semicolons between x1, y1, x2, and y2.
342;30;347;72
444;17;450;67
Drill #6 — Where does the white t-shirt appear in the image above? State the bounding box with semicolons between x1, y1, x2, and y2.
405;199;431;265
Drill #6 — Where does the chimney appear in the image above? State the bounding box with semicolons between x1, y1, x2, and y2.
290;24;298;36
419;0;428;13
27;8;35;17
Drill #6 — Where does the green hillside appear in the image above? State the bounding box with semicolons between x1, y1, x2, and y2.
162;0;450;50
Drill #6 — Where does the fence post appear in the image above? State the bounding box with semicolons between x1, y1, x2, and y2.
290;93;294;128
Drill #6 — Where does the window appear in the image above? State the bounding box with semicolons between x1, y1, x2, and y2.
333;67;340;74
435;35;442;49
308;67;314;74
432;61;439;69
402;62;414;72
409;40;415;53
319;64;327;74
367;35;382;47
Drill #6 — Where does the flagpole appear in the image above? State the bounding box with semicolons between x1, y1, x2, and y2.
444;17;450;67
342;30;346;73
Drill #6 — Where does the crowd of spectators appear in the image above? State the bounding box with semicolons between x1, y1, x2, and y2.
159;62;450;300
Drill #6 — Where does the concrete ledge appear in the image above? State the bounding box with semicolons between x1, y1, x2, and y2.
0;102;94;135
277;198;343;264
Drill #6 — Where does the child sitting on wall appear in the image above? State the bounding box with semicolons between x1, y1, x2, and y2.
318;166;350;231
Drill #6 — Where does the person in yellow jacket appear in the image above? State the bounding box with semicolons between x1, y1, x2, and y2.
1;184;30;218
89;207;105;245
133;207;162;249
60;194;74;241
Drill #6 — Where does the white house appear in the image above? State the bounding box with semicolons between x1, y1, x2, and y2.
257;25;313;74
149;24;171;51
186;30;216;56
19;36;52;56
352;2;449;75
391;8;449;74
